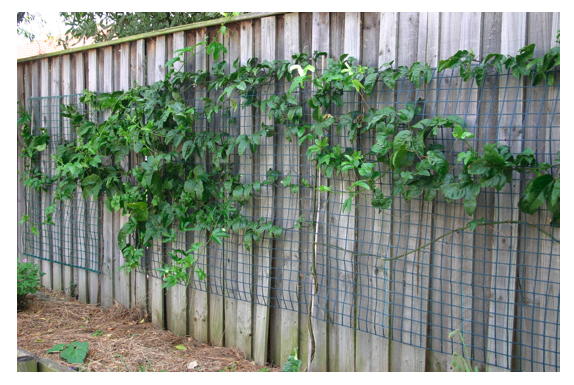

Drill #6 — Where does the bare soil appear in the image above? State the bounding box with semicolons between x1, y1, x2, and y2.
17;288;280;372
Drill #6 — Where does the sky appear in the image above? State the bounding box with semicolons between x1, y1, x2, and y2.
17;12;69;45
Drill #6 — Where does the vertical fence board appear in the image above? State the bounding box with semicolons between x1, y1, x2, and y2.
429;12;481;372
60;55;74;297
390;11;424;373
133;39;148;311
18;64;26;263
110;43;131;309
49;57;63;293
74;53;88;303
234;20;255;357
271;12;301;367
252;15;276;365
163;32;189;337
223;23;240;349
207;30;226;347
86;50;100;304
485;12;526;372
517;12;559;372
101;47;114;307
354;11;392;373
188;28;209;343
148;36;166;328
40;58;53;290
466;12;502;372
307;12;330;372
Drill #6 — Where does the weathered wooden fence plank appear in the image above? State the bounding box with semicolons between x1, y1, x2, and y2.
188;27;209;344
164;31;189;337
18;64;26;263
234;19;255;357
252;15;276;366
206;29;226;347
222;22;241;349
74;52;89;303
85;49;99;305
517;12;560;372
485;12;526;372
429;11;481;372
61;55;75;298
40;57;53;291
149;36;166;328
133;39;148;311
100;47;115;307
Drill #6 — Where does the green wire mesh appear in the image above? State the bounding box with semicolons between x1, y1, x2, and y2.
21;67;560;371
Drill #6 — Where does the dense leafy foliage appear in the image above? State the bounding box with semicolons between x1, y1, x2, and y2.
17;258;45;307
19;25;560;290
58;12;242;47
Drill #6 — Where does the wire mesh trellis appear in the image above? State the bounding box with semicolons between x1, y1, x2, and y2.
22;94;102;273
21;67;560;371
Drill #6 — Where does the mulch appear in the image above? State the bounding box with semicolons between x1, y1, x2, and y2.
17;288;280;372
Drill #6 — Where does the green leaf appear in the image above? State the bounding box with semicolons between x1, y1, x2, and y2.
518;174;554;215
281;348;302;372
483;143;506;167
175;344;187;351
427;150;449;175
468;159;492;175
47;344;67;353
551;175;560;206
60;342;89;364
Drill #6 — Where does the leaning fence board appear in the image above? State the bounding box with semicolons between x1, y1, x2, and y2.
485;12;526;372
40;58;53;290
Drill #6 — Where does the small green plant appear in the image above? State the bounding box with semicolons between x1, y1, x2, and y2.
281;348;302;372
92;330;103;337
258;367;270;372
47;341;89;364
17;258;45;308
448;329;478;372
219;363;236;372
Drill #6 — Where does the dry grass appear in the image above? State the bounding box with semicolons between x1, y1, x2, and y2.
17;288;280;372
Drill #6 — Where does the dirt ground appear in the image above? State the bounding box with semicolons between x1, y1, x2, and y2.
17;288;281;372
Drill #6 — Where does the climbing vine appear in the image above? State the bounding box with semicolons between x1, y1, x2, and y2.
19;26;560;291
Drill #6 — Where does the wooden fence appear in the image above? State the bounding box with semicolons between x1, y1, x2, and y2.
17;12;560;372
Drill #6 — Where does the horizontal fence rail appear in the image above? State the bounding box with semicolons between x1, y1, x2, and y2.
17;12;560;372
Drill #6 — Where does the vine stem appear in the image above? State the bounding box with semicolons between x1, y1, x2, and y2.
313;220;558;263
307;160;320;372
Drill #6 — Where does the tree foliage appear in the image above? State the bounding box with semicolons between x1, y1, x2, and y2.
17;12;44;42
58;12;240;47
